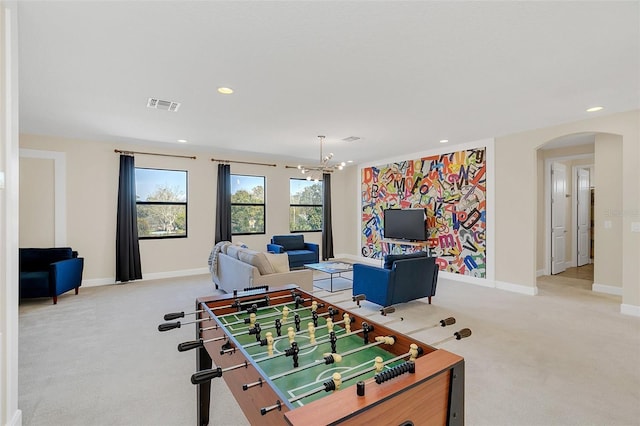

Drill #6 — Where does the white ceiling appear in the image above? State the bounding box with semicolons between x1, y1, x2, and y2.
17;1;639;165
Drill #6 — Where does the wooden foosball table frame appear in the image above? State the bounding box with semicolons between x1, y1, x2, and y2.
193;285;465;425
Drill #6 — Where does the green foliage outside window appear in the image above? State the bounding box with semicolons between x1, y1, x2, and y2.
290;179;323;232
135;168;188;239
231;175;265;235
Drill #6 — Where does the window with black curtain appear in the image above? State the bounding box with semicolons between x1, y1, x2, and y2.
135;168;188;239
231;174;265;235
289;178;323;232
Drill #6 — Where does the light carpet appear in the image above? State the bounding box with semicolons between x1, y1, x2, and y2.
18;273;640;426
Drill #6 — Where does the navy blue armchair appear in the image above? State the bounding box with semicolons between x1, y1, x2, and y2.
352;252;438;307
19;247;84;304
267;235;319;269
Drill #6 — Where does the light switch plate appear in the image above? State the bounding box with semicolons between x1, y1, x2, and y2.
604;220;612;229
632;222;640;233
0;171;4;189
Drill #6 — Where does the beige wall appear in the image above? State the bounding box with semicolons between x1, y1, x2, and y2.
496;110;639;311
19;157;55;246
594;134;623;289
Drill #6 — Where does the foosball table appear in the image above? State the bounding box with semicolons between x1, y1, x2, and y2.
160;285;469;425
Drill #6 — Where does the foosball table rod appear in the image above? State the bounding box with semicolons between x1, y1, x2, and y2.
158;317;212;332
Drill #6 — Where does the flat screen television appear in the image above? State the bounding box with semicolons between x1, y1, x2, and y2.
383;208;427;241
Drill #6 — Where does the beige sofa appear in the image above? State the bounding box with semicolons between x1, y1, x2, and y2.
209;243;313;294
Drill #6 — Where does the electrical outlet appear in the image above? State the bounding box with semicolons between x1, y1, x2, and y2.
604;220;612;229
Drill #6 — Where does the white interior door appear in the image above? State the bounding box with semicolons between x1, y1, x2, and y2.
551;162;567;274
577;168;591;266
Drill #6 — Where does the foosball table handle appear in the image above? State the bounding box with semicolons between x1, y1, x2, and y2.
178;340;203;352
191;367;223;385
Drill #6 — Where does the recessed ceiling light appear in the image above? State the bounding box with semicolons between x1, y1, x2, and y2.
586;106;603;112
177;139;187;143
217;87;234;95
439;139;449;143
347;160;354;163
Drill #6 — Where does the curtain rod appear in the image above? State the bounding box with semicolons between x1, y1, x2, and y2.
211;158;277;167
114;149;196;160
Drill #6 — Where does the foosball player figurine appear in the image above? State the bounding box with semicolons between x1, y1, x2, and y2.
294;314;301;332
374;356;384;373
275;319;282;336
312;311;319;327
323;372;342;393
287;327;296;344
328;307;338;321
326;317;334;332
249;323;262;342
307;322;316;345
248;312;257;327
266;332;274;356
329;331;337;353
295;295;304;309
285;341;300;368
282;306;290;322
362;322;372;344
311;300;318;312
343;313;352;333
409;343;419;361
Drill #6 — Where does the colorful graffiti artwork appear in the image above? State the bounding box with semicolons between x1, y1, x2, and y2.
361;148;487;278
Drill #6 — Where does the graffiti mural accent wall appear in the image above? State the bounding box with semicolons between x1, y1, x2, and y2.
361;148;487;278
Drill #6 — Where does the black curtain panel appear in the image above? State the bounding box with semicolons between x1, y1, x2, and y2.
115;154;142;282
322;173;334;260
215;163;232;243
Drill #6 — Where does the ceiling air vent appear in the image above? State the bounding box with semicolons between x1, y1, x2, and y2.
147;98;181;112
342;136;360;142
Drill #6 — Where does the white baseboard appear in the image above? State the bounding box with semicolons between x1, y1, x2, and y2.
495;280;538;296
439;271;494;288
620;304;640;317
81;267;210;288
592;283;623;296
9;409;22;426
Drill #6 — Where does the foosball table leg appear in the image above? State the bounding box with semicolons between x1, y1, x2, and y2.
447;360;465;426
197;344;213;425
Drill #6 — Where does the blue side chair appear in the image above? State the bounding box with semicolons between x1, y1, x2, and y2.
352;253;438;307
19;247;84;304
267;235;319;269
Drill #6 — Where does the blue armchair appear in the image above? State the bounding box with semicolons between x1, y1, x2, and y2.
19;247;84;304
352;252;438;307
267;235;319;269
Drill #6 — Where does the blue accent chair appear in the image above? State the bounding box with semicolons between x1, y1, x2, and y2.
352;252;438;307
19;247;84;304
267;235;319;269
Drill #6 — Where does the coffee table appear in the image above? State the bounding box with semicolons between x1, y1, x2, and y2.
304;261;353;292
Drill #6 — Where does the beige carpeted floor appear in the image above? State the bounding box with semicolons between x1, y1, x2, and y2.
18;272;640;426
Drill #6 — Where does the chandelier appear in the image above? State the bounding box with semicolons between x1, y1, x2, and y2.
289;136;346;182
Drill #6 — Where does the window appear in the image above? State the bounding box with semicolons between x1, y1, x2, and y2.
289;178;322;232
135;168;187;239
231;175;265;235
